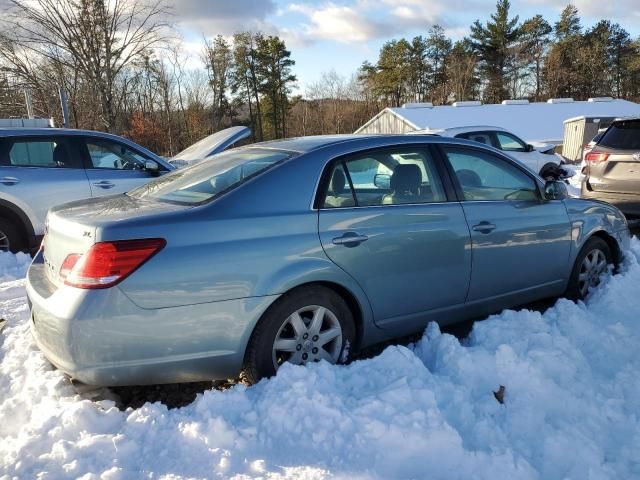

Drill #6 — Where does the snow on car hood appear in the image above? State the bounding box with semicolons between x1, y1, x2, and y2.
2;241;640;478
527;140;557;153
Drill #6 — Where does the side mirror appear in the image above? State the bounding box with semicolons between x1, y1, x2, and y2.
544;180;569;200
145;160;160;175
374;173;391;189
526;144;535;152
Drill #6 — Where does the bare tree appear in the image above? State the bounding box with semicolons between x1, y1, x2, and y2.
2;0;171;131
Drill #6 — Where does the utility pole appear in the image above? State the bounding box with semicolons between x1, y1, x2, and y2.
59;86;70;128
24;89;34;118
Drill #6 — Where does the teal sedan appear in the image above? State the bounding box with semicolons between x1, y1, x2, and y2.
26;135;630;385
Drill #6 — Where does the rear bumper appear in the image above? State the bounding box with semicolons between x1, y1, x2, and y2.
26;251;278;386
580;187;640;217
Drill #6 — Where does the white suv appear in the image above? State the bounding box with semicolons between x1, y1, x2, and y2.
411;126;568;179
0;128;175;252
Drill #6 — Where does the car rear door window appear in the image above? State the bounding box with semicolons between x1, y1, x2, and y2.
0;138;79;168
495;132;527;152
322;148;446;208
85;139;150;170
444;147;539;201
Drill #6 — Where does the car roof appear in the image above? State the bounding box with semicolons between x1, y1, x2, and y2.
412;126;508;136
0;127;130;140
246;133;489;155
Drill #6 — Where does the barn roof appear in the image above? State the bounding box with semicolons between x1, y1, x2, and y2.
355;98;640;142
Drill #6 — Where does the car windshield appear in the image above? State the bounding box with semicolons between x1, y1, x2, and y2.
129;148;293;205
599;120;640;150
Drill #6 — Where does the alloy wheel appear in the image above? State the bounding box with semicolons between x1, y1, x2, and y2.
578;248;608;298
0;230;9;252
272;305;343;369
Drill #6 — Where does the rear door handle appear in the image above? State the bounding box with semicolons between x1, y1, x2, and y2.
0;176;19;186
472;222;496;234
332;232;369;247
92;180;115;189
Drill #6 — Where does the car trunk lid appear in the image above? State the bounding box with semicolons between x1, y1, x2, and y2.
42;194;190;289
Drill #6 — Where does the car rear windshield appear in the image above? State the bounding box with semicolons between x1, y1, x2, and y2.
599;120;640;150
129;148;293;205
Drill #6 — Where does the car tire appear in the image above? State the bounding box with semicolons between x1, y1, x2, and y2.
565;237;613;301
0;218;24;253
243;285;356;384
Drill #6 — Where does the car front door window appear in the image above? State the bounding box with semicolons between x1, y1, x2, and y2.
495;132;527;152
86;140;148;170
445;148;539;202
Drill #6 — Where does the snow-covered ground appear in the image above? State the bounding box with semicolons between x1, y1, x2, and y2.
2;243;640;479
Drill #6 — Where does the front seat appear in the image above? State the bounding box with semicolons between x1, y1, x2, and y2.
383;164;421;205
52;143;70;167
471;135;488;145
325;168;354;208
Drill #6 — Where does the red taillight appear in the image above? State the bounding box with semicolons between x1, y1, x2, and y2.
585;152;609;163
59;253;81;281
62;238;166;289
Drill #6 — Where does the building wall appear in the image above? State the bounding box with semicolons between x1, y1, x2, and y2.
356;111;416;134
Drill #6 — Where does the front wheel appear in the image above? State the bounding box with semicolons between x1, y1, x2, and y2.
243;285;355;384
565;237;613;300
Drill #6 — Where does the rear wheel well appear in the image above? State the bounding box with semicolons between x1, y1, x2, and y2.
0;206;29;249
590;230;622;269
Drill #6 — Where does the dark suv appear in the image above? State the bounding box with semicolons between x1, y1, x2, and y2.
581;118;640;217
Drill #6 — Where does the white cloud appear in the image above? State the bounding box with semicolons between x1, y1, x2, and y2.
287;0;457;45
288;3;388;43
513;0;640;25
175;0;279;36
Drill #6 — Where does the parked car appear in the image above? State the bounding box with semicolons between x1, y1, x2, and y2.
27;134;629;386
170;126;251;168
411;126;569;180
0;128;175;253
582;118;640;217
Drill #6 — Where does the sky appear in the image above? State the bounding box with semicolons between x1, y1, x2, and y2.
174;0;640;92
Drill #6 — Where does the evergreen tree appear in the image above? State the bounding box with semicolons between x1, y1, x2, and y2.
520;15;552;100
555;4;581;40
255;35;296;139
203;35;232;130
231;32;264;141
470;0;521;103
426;25;452;104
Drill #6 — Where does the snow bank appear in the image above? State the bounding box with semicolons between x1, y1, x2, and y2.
1;242;640;479
0;251;30;283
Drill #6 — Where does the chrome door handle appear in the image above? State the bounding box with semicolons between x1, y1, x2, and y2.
0;177;19;186
332;233;369;247
472;222;496;234
92;180;115;189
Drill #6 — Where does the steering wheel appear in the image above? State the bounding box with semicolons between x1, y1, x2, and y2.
504;188;533;200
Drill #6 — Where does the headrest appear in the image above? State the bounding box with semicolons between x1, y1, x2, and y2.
390;164;421;194
456;169;482;188
330;168;347;195
53;143;69;166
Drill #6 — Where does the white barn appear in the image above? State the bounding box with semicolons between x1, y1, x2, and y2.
355;98;640;144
